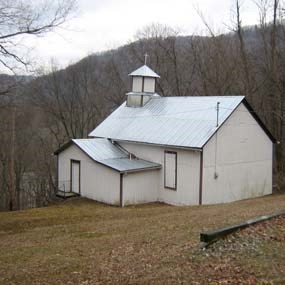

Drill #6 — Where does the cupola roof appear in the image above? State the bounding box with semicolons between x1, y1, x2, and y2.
128;65;160;78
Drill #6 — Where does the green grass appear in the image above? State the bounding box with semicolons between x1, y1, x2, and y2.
0;194;284;284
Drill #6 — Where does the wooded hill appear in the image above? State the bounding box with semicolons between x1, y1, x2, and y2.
1;23;284;210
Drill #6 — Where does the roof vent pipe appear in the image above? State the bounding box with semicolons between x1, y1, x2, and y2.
216;102;220;127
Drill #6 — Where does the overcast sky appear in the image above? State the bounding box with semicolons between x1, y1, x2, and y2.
22;0;260;71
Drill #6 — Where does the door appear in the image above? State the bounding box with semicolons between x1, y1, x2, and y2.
71;160;80;194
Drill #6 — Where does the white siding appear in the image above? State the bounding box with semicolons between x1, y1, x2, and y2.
143;77;155;92
57;100;273;207
132;77;143;92
127;95;141;107
123;170;159;206
58;144;120;205
142;95;151;105
120;142;200;205
202;103;273;204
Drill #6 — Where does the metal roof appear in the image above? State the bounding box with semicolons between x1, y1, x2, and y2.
101;158;162;173
72;138;161;173
73;138;125;160
89;96;245;149
128;65;160;78
126;92;160;97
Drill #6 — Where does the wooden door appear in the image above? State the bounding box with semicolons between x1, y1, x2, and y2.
71;160;80;194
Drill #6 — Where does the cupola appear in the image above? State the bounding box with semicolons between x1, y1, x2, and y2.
126;56;160;107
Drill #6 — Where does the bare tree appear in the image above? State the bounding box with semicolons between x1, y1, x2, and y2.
0;0;76;210
30;58;106;146
0;0;76;73
132;23;197;97
102;55;128;108
231;0;258;101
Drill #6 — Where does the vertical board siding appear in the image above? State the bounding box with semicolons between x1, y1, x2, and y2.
142;95;151;105
123;170;159;206
132;77;143;92
120;142;200;205
58;144;120;205
143;77;155;92
56;101;273;207
127;95;142;107
202;103;273;204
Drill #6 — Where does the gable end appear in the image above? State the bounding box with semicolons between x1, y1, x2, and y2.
242;99;276;144
202;98;276;148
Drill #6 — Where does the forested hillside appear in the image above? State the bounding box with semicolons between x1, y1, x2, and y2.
1;22;285;210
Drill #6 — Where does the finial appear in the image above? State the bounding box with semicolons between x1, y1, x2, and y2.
144;53;148;65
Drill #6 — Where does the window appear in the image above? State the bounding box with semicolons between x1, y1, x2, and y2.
164;151;177;190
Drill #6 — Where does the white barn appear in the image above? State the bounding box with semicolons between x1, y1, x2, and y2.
55;64;276;207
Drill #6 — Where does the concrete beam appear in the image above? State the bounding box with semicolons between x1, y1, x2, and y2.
200;210;285;244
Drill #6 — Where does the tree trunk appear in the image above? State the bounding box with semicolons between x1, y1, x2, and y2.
9;106;16;211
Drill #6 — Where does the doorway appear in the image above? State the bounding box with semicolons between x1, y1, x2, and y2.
70;159;81;194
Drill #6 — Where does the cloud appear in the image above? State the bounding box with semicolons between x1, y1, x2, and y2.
1;0;260;73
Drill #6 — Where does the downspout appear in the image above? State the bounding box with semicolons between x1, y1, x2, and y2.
199;150;203;205
120;173;124;207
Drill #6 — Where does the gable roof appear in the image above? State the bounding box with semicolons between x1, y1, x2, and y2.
89;96;242;148
129;65;160;78
55;138;161;173
89;96;275;149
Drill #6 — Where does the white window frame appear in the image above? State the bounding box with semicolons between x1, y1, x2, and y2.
164;151;177;190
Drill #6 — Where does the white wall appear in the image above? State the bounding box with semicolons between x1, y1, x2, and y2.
143;78;155;93
202;103;273;204
123;170;159;206
58;144;120;205
127;95;141;107
132;77;155;93
120;142;201;205
142;95;151;105
132;77;142;92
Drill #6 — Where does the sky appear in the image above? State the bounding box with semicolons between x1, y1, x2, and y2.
13;0;261;73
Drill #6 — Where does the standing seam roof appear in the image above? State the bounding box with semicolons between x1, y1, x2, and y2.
72;138;161;172
88;96;245;148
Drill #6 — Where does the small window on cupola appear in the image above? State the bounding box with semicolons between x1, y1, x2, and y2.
126;55;160;107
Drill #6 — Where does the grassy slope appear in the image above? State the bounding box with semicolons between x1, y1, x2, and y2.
0;194;284;284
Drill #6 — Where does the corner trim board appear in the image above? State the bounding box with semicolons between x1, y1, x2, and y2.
120;173;123;207
142;76;145;92
199;151;203;205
